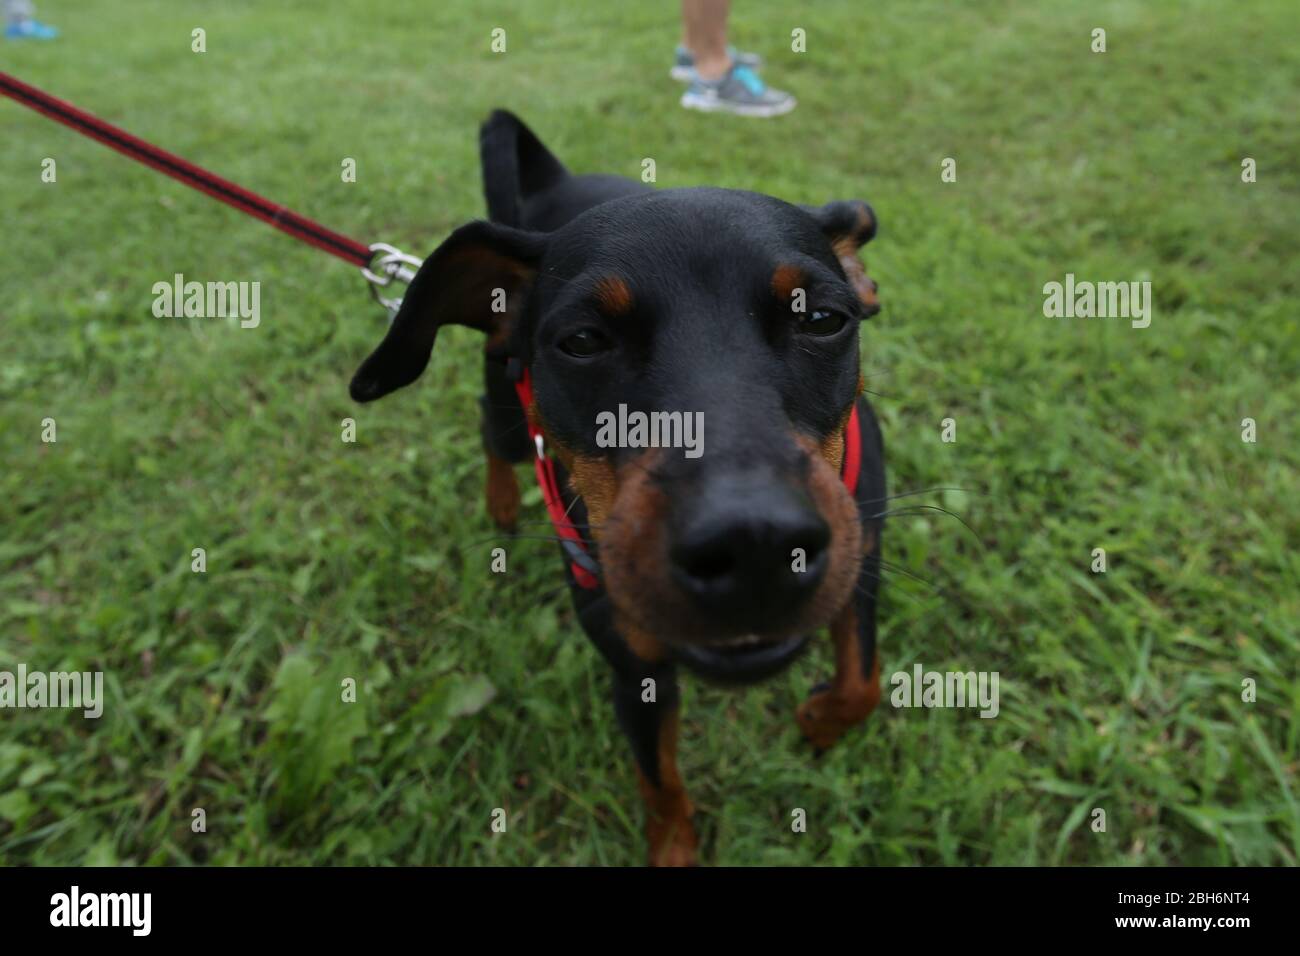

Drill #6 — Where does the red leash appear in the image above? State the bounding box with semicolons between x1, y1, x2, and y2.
0;72;374;267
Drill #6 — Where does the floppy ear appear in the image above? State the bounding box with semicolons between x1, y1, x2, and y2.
350;220;546;402
803;199;880;316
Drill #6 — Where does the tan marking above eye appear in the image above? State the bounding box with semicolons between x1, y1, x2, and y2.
592;275;634;317
771;264;806;302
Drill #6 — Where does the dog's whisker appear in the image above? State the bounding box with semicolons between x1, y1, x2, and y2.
523;580;584;606
872;557;942;593
863;485;983;505
853;570;926;606
560;489;584;523
867;504;983;547
512;520;606;532
443;532;605;566
853;575;928;610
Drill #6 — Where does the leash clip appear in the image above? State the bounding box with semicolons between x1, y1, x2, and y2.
361;242;423;321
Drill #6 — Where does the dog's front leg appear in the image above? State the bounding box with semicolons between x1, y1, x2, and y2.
796;536;882;750
611;648;697;867
479;356;528;531
483;449;520;531
576;596;698;866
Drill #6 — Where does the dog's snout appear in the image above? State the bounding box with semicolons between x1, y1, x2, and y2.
669;482;829;630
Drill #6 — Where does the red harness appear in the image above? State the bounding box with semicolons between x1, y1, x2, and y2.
513;368;861;591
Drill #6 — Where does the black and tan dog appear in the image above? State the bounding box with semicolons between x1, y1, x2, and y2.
350;110;885;866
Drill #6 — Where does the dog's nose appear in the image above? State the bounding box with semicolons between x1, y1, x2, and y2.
670;484;829;630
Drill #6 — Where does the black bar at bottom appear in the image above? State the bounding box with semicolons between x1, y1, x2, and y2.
0;866;1283;941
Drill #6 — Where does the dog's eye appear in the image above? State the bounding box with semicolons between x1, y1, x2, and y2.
557;327;612;358
799;310;848;337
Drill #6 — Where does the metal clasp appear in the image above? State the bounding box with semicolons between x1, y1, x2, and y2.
361;242;423;320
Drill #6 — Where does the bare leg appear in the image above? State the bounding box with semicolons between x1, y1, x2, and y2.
5;1;36;26
681;0;732;80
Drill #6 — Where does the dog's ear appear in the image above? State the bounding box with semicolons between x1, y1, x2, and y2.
804;199;880;316
350;221;546;402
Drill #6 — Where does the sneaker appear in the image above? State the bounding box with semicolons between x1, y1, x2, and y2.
5;19;59;39
680;63;796;118
670;44;762;81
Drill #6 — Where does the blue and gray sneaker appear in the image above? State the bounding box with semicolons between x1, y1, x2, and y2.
670;44;762;81
5;18;59;39
680;63;796;118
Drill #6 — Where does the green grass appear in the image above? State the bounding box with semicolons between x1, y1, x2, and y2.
1;0;1297;866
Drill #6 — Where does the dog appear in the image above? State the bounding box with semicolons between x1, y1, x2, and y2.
350;110;886;866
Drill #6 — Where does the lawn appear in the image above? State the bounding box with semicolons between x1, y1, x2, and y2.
0;0;1296;866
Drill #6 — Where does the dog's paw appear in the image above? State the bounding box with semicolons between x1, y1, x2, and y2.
647;816;699;867
796;681;875;752
643;787;699;867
